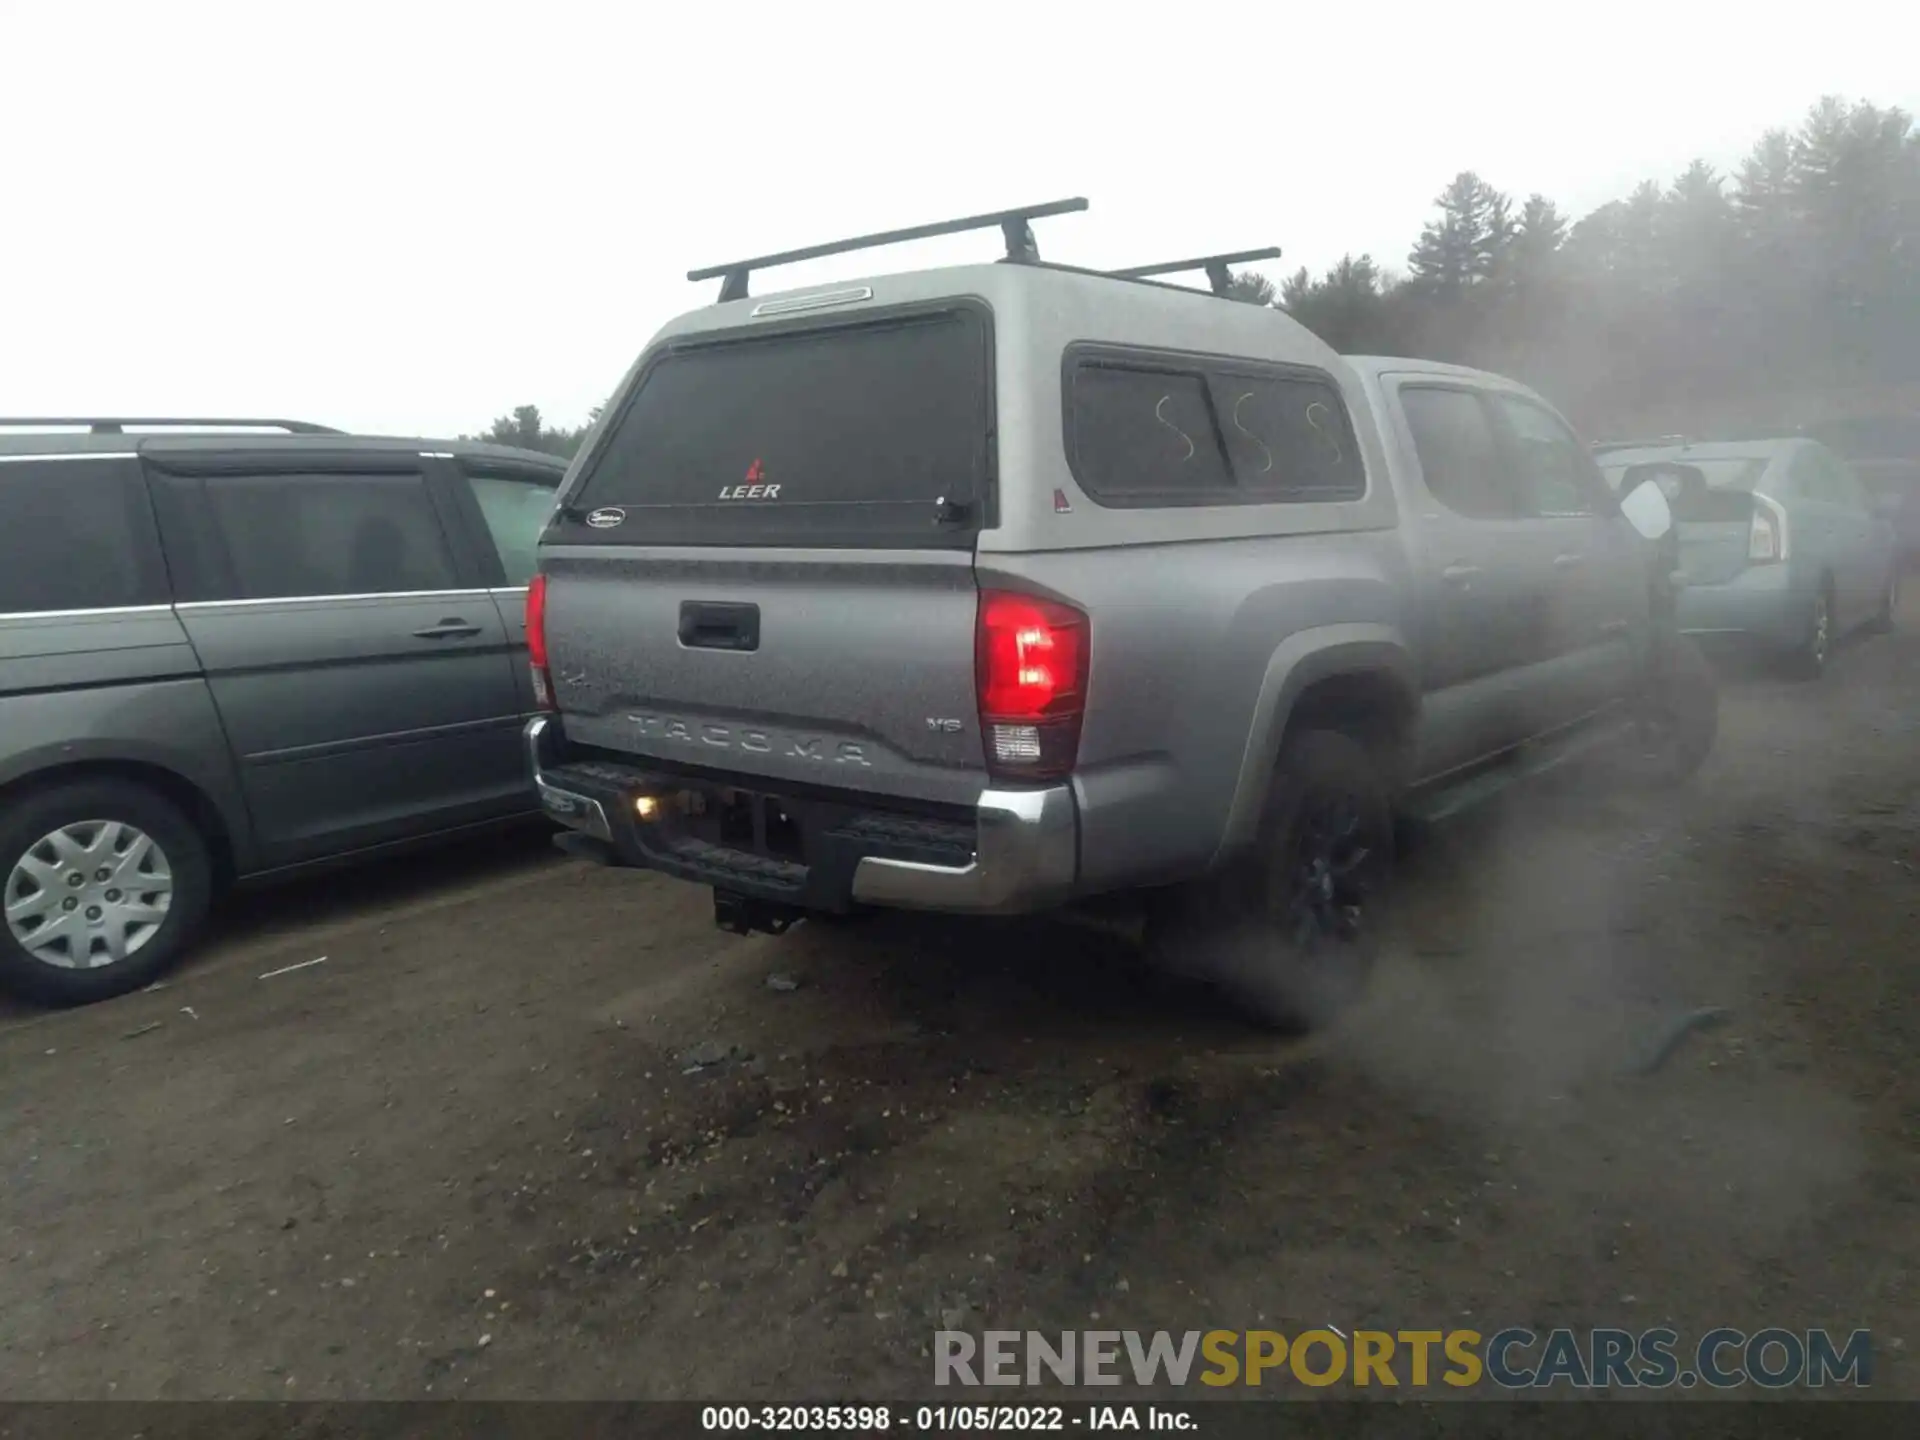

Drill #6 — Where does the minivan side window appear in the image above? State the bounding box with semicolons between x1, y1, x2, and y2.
0;456;167;614
1398;386;1515;520
200;472;461;600
1066;354;1365;505
462;471;559;587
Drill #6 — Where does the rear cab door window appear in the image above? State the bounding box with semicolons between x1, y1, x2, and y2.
1396;386;1516;521
145;452;526;862
1487;393;1616;520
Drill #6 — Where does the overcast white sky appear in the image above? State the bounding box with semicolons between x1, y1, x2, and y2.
3;1;1915;438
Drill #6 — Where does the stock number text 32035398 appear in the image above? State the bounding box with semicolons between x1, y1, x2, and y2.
701;1404;1096;1432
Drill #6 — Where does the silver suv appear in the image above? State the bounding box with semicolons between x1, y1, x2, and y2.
528;201;1714;1024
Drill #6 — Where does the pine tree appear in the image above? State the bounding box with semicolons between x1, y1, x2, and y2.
1280;255;1392;352
1408;172;1509;291
1505;194;1567;283
1223;271;1278;306
1733;129;1797;235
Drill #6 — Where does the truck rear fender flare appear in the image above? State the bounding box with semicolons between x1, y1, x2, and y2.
1215;624;1419;860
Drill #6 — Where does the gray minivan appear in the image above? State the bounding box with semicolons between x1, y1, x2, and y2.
0;419;565;1004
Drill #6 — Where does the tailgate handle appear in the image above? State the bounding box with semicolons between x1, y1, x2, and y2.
678;601;761;652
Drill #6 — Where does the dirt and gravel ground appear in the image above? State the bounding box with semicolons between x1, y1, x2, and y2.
3;601;1916;1402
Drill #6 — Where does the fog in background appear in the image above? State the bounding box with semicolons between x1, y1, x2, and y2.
1234;98;1920;443
2;0;1915;445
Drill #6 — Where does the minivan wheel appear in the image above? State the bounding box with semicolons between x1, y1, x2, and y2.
1146;729;1392;1031
0;779;212;1005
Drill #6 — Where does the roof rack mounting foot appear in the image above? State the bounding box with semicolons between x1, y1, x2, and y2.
1109;246;1283;296
688;197;1088;302
1001;217;1039;264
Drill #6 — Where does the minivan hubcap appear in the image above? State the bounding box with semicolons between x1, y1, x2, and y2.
4;821;173;969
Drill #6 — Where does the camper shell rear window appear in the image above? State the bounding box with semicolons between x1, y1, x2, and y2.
560;304;993;549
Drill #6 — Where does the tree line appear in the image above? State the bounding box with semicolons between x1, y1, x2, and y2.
467;403;596;460
476;96;1917;448
1232;95;1919;437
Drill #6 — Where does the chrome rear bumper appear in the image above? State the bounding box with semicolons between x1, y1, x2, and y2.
525;715;612;842
525;714;1078;915
850;784;1078;913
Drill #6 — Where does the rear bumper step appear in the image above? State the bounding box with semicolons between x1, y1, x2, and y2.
524;716;1078;915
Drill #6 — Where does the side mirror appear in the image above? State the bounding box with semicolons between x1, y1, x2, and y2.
1619;477;1674;541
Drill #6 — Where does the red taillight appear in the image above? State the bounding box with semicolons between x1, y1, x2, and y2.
975;590;1089;781
525;573;554;710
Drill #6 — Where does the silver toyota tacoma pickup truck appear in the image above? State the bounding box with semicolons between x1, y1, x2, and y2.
525;200;1714;1025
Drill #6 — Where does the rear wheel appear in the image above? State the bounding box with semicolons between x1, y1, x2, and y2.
1787;584;1834;680
1146;729;1392;1030
0;779;212;1005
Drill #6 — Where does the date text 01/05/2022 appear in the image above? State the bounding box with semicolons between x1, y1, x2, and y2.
700;1404;1190;1431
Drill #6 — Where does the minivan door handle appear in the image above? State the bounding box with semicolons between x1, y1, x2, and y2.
1553;552;1583;570
678;601;761;652
1440;563;1482;585
412;618;483;640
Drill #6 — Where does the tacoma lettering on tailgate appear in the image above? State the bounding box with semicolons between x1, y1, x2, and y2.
627;713;871;767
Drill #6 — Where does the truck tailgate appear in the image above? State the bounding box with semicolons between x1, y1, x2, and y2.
544;548;986;806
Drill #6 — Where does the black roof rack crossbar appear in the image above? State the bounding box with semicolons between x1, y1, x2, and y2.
0;417;343;435
687;197;1090;303
1109;247;1283;296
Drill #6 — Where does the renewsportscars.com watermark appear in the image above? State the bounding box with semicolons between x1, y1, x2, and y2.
934;1327;1873;1390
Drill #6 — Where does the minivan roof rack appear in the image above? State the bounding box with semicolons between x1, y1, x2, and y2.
0;416;344;435
688;197;1090;303
1109;247;1283;296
